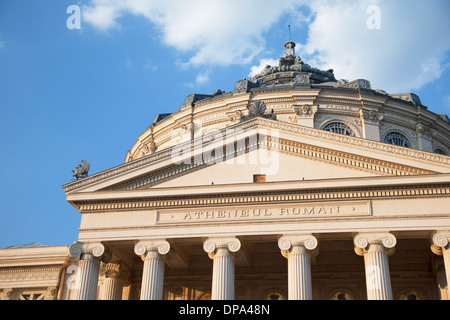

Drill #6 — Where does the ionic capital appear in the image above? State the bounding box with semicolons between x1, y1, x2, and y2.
353;232;396;256
278;234;318;258
203;237;241;259
134;240;170;260
431;231;450;255
69;241;112;263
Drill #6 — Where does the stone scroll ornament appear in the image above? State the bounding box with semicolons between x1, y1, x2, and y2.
431;231;450;255
69;241;112;263
353;232;397;256
203;237;241;259
278;234;319;258
134;240;171;257
72;160;90;180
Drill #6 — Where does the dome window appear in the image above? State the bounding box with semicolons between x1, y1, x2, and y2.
384;132;411;148
434;148;447;155
322;122;355;136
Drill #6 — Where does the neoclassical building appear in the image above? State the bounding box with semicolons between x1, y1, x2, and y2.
1;40;450;301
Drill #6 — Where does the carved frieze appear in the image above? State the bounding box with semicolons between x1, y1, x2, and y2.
359;109;384;124
293;105;318;118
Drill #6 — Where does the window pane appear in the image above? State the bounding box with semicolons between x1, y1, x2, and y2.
384;132;410;148
322;122;355;136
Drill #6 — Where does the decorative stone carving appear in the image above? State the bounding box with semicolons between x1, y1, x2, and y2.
134;240;171;258
294;73;310;85
294;105;318;118
226;110;243;124
45;287;57;300
278;234;319;259
69;241;111;263
239;101;276;122
354;232;396;256
71;160;90;180
203;237;241;259
359;108;384;124
431;231;450;255
339;79;372;90
415;122;434;139
2;289;13;300
234;79;259;91
248;100;266;117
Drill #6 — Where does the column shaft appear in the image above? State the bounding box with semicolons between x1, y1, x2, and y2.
431;231;450;298
101;277;124;300
442;245;450;298
134;240;170;301
140;250;165;300
288;244;312;300
278;234;318;300
74;253;101;300
354;233;396;300
203;237;241;301
68;241;111;301
211;246;235;300
364;243;393;300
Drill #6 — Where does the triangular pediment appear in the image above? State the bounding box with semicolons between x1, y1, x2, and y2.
62;118;450;194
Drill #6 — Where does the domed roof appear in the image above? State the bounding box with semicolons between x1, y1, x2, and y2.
251;53;336;86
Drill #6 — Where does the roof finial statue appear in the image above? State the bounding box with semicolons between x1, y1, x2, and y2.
285;25;296;56
72;160;90;180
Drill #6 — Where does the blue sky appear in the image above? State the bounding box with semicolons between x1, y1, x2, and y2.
0;0;449;248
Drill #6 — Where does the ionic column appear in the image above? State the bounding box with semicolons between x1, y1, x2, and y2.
99;261;130;300
431;231;450;298
69;241;112;300
203;237;241;300
353;233;396;300
134;240;170;300
278;234;318;300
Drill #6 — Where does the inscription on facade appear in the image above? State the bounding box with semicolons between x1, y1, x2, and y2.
156;201;370;225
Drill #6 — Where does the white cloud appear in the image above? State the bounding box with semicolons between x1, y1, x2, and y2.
82;4;121;32
82;0;450;94
299;0;450;93
82;0;305;66
195;71;210;85
249;58;279;78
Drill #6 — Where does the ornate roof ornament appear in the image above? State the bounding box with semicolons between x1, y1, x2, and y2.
72;160;90;180
239;100;277;122
249;26;336;86
284;25;296;57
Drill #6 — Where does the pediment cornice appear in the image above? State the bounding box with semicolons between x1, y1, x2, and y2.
62;117;450;194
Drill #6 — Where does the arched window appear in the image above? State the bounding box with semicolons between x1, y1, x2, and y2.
434;148;447;155
384;132;411;148
322;122;355;136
